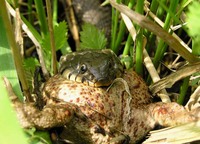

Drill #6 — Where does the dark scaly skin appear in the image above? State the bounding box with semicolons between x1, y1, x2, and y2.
59;49;123;87
11;50;199;143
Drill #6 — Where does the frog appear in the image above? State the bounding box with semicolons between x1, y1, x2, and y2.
11;49;199;143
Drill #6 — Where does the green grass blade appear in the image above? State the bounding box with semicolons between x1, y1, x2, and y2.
21;16;42;44
177;77;189;105
110;0;199;63
111;0;120;51
27;0;34;24
52;0;58;26
123;34;132;56
0;5;23;101
0;78;27;144
153;0;179;68
135;0;144;75
0;4;27;143
114;0;135;54
34;0;48;37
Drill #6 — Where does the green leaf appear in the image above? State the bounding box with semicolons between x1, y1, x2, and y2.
23;58;40;91
192;36;200;55
25;128;52;144
24;58;40;73
121;55;133;69
186;1;200;55
191;72;200;86
187;1;200;37
42;21;68;52
41;21;68;72
80;23;107;50
54;21;68;51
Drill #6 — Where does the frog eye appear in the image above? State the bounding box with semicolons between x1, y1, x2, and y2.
80;64;87;74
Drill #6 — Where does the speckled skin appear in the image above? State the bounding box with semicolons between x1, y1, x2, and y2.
41;70;197;143
11;69;199;143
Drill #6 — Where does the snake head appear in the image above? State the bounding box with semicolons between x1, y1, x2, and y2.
59;49;123;87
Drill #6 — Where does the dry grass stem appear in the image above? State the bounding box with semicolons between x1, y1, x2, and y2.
15;8;24;57
110;0;199;63
120;6;170;102
144;121;200;144
45;0;57;74
149;62;200;95
185;85;200;111
3;77;18;101
65;0;80;49
143;48;171;102
121;13;136;41
144;5;192;53
6;1;49;79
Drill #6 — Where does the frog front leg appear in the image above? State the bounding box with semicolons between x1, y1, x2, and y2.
8;86;126;143
11;95;76;129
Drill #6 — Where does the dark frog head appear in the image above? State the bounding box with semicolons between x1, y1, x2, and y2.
59;49;124;87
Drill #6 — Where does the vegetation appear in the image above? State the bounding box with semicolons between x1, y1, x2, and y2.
1;0;200;143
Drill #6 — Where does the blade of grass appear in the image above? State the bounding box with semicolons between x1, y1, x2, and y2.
1;0;32;101
121;12;136;56
135;0;144;75
144;0;160;53
113;0;135;54
45;0;57;74
0;15;23;100
0;77;27;144
153;0;179;68
109;0;200;63
111;0;120;51
6;1;49;79
34;0;48;37
149;0;159;14
27;0;34;24
123;34;133;56
144;121;200;144
155;0;166;19
120;9;171;102
149;62;200;95
52;0;58;26
177;77;189;105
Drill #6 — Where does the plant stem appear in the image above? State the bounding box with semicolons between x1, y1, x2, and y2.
0;0;32;101
177;77;189;105
135;0;144;75
113;0;135;54
34;0;48;37
111;0;120;52
123;34;132;56
27;0;33;24
153;0;179;69
45;0;57;74
52;0;58;25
